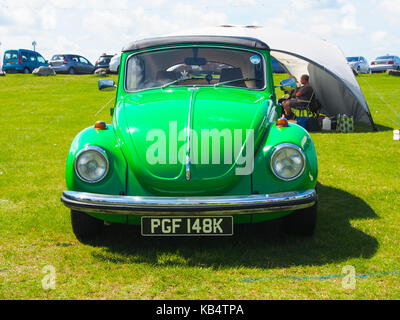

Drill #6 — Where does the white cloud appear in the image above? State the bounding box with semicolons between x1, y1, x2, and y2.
371;30;388;43
39;7;57;30
380;0;400;25
338;4;363;34
0;0;398;65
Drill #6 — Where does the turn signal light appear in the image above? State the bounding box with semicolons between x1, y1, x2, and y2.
94;121;107;130
276;117;289;127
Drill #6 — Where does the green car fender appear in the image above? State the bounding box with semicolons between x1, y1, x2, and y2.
65;124;127;196
252;122;318;194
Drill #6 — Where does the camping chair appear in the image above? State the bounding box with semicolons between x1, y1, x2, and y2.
307;93;322;117
291;92;322;117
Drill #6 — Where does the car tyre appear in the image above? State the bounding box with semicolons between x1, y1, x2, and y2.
283;201;317;237
71;210;104;241
23;68;30;74
68;67;75;75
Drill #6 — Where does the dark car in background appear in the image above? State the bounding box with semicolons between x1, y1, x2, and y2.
2;49;47;74
370;55;400;73
49;54;95;74
94;54;114;73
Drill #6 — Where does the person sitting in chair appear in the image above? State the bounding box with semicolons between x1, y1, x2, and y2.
281;74;313;119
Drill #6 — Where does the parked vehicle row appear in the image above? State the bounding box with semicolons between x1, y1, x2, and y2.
346;54;400;74
4;48;399;76
1;49;119;75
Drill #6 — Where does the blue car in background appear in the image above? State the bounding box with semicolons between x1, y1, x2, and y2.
2;49;47;73
271;57;286;73
49;54;95;74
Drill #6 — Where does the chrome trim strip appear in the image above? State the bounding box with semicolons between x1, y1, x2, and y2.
186;87;199;181
61;189;317;216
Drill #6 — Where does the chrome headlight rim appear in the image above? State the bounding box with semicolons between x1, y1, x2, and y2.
270;143;306;181
74;146;109;184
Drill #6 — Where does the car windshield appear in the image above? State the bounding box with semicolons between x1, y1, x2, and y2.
376;56;394;60
346;57;359;62
125;47;265;91
99;56;111;63
4;51;18;60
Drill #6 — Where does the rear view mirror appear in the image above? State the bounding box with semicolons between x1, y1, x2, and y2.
98;79;116;91
184;57;207;66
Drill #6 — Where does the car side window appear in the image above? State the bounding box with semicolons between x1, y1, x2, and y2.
21;52;28;62
37;56;45;63
71;56;79;63
30;54;37;62
79;57;88;64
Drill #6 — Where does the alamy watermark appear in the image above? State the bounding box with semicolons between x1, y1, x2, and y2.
145;121;255;176
342;265;356;290
41;265;56;290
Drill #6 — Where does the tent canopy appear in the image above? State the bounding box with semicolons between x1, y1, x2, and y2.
165;26;374;127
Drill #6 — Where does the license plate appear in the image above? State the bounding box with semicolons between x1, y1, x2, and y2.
141;216;233;236
378;62;386;65
7;61;14;64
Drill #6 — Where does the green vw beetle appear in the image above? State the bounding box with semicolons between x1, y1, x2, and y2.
61;35;318;240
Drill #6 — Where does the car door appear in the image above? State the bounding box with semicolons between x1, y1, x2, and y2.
20;51;29;69
37;54;47;67
79;56;92;74
70;56;81;73
29;53;38;70
360;57;367;73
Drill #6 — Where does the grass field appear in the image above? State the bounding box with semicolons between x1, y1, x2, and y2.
0;72;399;299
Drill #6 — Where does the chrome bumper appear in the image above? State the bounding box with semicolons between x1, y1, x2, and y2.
61;189;317;216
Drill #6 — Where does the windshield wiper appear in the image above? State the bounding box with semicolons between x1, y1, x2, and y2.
214;77;263;87
161;76;204;89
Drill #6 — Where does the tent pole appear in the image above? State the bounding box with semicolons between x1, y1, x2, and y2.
367;110;378;131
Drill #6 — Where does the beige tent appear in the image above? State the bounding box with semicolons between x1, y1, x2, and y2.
166;26;375;128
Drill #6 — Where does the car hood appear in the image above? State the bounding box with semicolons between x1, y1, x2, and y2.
114;87;271;195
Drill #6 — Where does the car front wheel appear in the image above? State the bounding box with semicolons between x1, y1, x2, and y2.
283;201;317;237
71;210;104;241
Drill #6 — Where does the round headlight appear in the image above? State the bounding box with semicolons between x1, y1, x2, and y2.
270;143;305;181
74;146;109;183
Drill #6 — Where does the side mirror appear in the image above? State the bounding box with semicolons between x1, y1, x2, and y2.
98;79;116;91
279;77;297;93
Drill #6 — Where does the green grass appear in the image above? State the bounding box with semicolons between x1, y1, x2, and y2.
0;73;399;299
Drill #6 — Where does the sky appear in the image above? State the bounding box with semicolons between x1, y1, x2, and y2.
0;0;400;65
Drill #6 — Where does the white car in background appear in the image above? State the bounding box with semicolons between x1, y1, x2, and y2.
110;53;121;74
346;56;370;74
370;55;400;73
